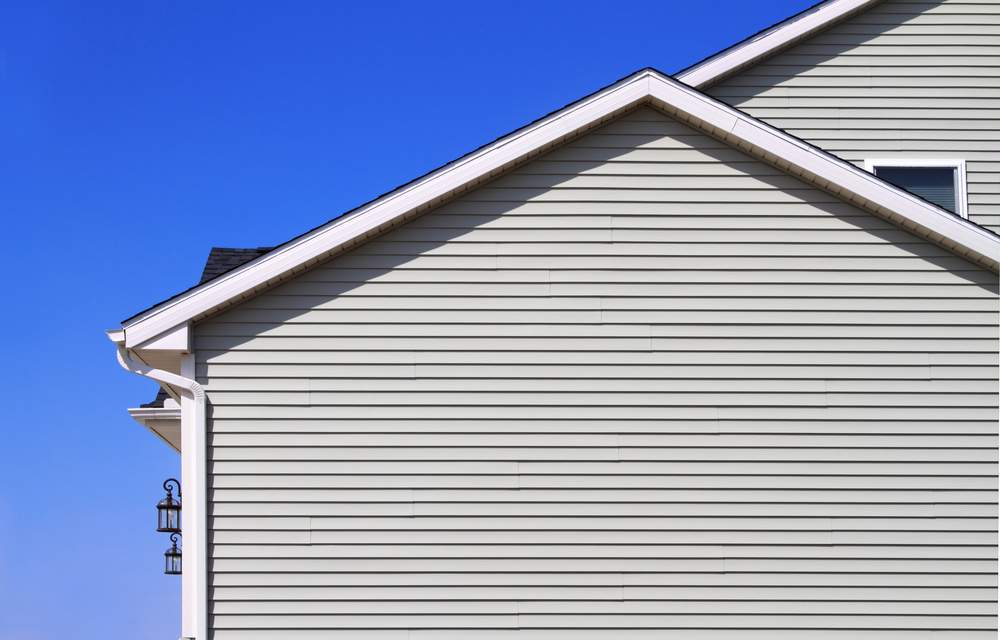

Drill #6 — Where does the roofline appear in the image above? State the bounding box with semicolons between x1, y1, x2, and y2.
123;0;884;321
115;68;1000;348
676;0;882;88
118;68;659;327
115;69;653;346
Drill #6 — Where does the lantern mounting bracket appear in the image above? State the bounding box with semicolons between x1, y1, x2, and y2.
163;477;181;498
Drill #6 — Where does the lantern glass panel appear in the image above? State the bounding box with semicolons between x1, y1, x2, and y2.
157;496;181;533
164;539;182;575
164;554;181;575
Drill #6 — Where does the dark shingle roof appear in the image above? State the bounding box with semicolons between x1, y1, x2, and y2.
199;247;274;283
142;388;171;408
143;247;273;408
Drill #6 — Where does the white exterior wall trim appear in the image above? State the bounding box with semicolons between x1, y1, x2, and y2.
114;345;207;640
115;69;1000;348
127;405;181;451
675;0;882;88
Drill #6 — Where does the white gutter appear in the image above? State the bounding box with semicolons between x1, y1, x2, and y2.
115;344;207;640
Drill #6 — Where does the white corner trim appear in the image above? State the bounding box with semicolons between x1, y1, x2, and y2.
115;346;207;640
117;69;1000;347
676;0;881;88
863;158;969;219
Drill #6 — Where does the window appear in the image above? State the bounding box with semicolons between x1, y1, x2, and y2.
864;159;967;218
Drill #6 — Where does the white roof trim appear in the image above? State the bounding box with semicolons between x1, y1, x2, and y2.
676;0;881;88
128;406;181;451
116;68;1000;348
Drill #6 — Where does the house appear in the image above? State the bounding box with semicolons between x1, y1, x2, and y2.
108;0;1000;638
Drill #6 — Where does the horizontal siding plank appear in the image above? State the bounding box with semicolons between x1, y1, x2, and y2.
207;405;996;419
348;240;966;257
211;543;997;560
211;460;998;475
210;419;1000;435
210;432;998;448
210;446;998;463
201;320;997;339
203;379;997;394
210;488;996;504
201;350;995;366
213;529;997;546
210;584;997;602
214;632;999;639
230;296;999;312
210;503;997;518
209;558;996;573
513;614;997;629
212;516;998;532
211;474;997;490
201;362;993;379
210;571;999;587
201;362;941;378
210;601;997;615
197;335;996;352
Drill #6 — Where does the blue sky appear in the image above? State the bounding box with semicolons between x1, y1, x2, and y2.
0;1;815;637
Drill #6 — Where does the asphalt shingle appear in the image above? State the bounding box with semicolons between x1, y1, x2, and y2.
199;246;274;283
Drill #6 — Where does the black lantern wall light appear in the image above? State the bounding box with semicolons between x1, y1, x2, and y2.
157;478;182;532
156;478;182;575
164;533;182;575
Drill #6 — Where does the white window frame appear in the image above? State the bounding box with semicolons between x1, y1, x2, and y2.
863;158;968;219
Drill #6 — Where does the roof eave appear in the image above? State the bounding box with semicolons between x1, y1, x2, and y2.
127;406;182;452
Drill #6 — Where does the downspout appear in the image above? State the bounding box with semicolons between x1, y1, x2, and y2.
115;344;207;640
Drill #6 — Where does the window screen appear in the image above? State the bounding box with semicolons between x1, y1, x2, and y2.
873;165;957;213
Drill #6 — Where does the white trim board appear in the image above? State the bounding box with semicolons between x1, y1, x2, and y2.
127;406;181;451
112;68;1000;348
863;159;969;220
676;0;882;88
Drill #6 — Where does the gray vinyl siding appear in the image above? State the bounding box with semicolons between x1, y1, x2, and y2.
197;106;999;639
707;0;1000;233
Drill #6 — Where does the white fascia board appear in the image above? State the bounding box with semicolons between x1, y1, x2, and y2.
127;406;182;452
119;72;652;347
727;118;998;263
644;74;1000;265
127;406;181;421
676;0;881;88
119;69;1000;345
